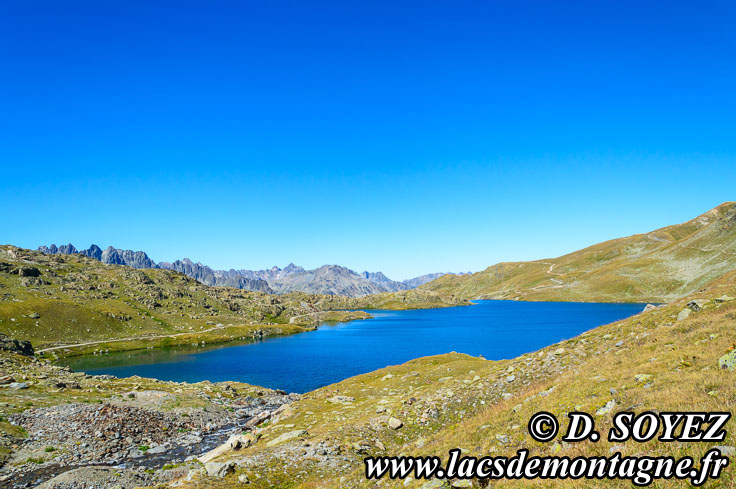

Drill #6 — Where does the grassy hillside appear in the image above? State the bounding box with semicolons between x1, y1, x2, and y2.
421;202;736;303
174;268;736;488
0;246;379;356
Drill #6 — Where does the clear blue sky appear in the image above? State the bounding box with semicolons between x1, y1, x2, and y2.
1;1;735;280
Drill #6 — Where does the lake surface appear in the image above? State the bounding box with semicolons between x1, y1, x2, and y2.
63;300;646;393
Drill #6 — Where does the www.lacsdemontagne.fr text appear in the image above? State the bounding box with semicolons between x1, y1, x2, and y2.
365;447;728;486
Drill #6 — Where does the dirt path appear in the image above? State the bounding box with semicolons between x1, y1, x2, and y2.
539;262;562;276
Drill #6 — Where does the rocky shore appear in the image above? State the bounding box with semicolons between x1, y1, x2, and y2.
0;344;297;488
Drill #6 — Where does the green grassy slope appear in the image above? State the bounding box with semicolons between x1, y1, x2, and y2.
421;202;736;303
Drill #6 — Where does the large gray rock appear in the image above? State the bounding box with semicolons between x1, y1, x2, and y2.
0;333;34;356
17;266;41;277
205;461;235;478
687;299;708;312
266;429;307;447
596;400;616;416
388;417;403;429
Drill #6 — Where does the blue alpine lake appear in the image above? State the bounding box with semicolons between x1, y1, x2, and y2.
63;300;646;393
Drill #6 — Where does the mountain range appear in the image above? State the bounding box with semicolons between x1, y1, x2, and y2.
37;244;456;297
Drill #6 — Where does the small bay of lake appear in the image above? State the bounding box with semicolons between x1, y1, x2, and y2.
62;300;646;393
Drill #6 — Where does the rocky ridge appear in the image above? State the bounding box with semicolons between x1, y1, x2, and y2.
38;244;455;297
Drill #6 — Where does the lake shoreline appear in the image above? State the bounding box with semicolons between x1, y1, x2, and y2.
61;300;649;394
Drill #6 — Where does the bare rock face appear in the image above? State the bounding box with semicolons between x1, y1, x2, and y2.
361;271;410;292
158;259;275;293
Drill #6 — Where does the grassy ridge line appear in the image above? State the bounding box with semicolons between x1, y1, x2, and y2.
177;270;736;488
419;202;736;303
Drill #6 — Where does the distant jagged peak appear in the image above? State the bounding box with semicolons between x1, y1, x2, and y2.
38;243;77;255
282;262;306;274
38;243;157;269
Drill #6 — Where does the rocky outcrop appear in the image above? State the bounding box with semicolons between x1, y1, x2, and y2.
0;333;34;356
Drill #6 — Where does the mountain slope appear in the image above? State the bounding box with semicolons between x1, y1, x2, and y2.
158;258;274;293
421;202;736;302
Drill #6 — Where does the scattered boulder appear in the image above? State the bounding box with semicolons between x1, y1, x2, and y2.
227;433;256;450
714;446;736;456
634;374;653;383
677;308;691;321
505;375;516;383
595;400;616;416
687;300;708;312
205;461;235;478
266;429;307;447
642;304;658;313
388;417;403;430
328;395;355;404
17;266;41;277
539;386;556;397
718;351;736;371
449;480;473;488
